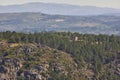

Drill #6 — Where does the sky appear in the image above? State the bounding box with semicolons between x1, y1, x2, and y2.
0;0;120;9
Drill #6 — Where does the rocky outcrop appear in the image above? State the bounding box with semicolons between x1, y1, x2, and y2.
0;43;80;80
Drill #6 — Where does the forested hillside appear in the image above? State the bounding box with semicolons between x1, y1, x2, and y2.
0;31;120;80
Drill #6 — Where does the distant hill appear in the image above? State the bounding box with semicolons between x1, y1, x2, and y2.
0;2;120;16
0;13;120;35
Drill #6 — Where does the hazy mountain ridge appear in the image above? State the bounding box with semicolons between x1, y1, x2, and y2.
0;2;120;16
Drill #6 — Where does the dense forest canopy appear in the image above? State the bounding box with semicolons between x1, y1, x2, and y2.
0;31;120;80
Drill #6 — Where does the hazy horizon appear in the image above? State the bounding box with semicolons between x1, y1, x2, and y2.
0;0;120;9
